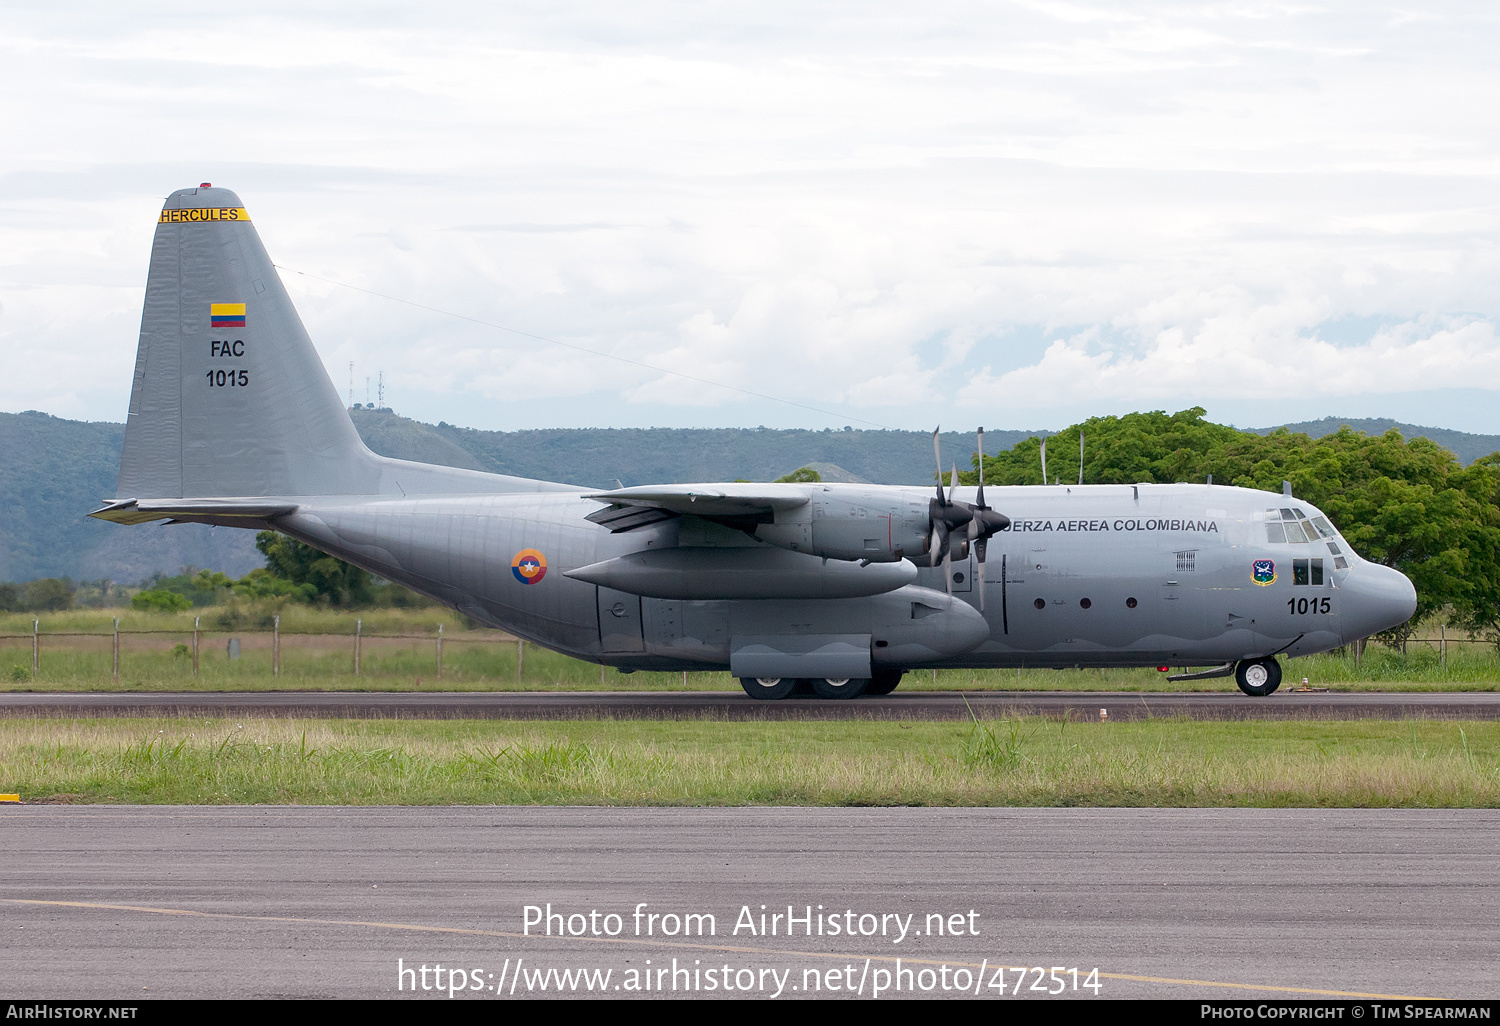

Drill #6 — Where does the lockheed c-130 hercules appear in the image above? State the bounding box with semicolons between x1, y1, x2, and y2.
92;186;1418;699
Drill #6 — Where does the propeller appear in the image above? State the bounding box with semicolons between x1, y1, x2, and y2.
967;427;1011;609
929;427;1010;604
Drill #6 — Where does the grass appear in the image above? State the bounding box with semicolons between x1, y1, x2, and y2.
2;608;1497;692
1;716;1496;807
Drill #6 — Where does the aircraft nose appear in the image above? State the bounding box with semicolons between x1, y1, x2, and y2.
1342;562;1417;643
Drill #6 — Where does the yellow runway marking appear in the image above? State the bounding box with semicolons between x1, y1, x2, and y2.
7;898;1433;1000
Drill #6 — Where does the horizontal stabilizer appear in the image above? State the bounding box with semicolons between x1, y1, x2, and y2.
90;497;297;526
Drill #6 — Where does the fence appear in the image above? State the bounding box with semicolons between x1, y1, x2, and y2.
0;617;533;682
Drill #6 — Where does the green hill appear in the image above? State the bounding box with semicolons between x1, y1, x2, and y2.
1252;417;1500;466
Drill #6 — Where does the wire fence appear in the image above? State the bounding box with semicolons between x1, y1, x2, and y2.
0;616;530;682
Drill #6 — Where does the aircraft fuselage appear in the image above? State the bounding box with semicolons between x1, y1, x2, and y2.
271;480;1415;672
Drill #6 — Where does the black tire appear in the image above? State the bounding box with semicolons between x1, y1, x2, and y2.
1235;658;1282;697
812;677;868;700
740;676;795;701
865;671;903;696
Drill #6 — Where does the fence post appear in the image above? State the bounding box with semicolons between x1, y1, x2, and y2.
436;624;443;680
1441;624;1446;671
112;618;120;682
682;670;687;687
273;615;280;678
517;639;524;681
32;619;38;677
192;617;199;677
355;619;362;677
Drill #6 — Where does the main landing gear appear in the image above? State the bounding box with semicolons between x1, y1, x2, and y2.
1235;657;1283;697
739;672;904;701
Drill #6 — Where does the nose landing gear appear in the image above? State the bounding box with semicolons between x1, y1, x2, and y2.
1235;657;1282;697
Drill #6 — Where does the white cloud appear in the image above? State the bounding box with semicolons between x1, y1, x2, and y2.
1;1;1499;431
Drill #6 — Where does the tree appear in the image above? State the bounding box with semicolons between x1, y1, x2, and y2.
774;467;823;483
24;578;74;611
254;532;373;606
131;589;192;613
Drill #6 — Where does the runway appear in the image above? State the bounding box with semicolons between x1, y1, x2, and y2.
1;689;1498;720
2;807;1496;1000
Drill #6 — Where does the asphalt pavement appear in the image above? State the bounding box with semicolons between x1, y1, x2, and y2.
3;806;1496;1000
1;689;1498;720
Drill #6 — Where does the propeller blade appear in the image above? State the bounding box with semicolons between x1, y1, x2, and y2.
929;524;945;568
975;552;985;610
976;426;986;509
943;546;953;596
949;462;959;505
932;427;945;504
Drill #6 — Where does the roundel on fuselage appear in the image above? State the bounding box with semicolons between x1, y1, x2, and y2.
512;549;547;585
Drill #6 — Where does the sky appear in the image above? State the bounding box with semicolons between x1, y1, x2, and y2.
2;2;1499;434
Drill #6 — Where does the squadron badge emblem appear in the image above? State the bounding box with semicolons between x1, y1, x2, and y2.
511;549;547;585
1251;559;1277;586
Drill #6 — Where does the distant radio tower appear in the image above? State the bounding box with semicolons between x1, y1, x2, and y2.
348;361;354;409
378;371;385;409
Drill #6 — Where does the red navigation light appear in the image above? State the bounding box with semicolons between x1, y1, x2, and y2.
199;182;212;188
1156;665;1169;672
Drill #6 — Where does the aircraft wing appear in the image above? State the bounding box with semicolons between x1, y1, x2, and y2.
583;484;810;532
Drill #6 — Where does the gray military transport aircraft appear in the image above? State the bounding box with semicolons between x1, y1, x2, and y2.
92;186;1418;699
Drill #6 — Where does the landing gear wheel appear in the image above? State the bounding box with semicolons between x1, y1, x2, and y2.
1235;658;1282;697
740;677;796;701
865;671;903;696
812;677;868;700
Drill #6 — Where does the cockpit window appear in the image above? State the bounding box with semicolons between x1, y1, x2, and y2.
1263;508;1352;561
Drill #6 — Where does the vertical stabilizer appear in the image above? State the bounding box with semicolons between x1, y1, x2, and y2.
118;187;378;498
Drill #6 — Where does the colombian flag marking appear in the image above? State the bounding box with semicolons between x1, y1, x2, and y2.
211;303;246;329
511;549;547;585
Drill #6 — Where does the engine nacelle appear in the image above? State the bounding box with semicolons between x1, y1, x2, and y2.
752;490;932;562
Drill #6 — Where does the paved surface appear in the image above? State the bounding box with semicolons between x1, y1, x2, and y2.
1;689;1498;720
2;807;1497;1000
